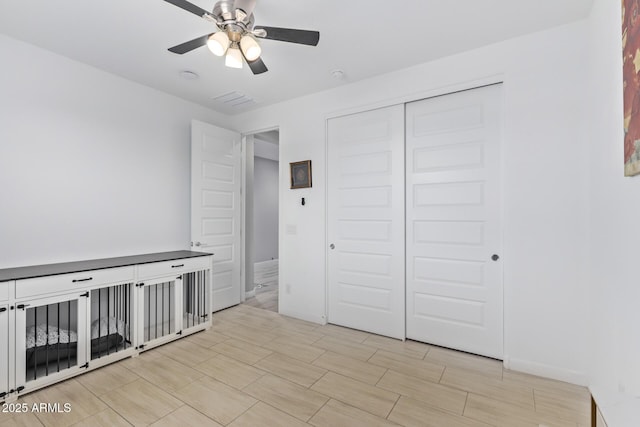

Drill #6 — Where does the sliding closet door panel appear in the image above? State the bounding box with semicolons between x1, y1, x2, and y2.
406;85;503;358
327;105;405;339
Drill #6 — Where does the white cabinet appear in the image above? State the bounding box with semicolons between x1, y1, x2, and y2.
0;281;10;401
0;280;8;301
15;267;134;299
15;292;88;394
0;251;213;400
136;266;211;351
12;277;139;395
137;258;210;280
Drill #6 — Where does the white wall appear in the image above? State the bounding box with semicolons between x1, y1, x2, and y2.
232;21;592;384
253;156;279;263
254;137;279;161
0;35;229;268
0;16;603;386
588;0;640;394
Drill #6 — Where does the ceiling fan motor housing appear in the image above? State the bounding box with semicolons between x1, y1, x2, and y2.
164;0;320;74
213;0;254;30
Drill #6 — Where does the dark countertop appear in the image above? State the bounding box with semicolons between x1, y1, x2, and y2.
0;251;213;282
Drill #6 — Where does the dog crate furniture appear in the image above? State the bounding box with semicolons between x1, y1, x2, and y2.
0;280;10;401
135;257;211;351
16;292;87;392
0;251;212;401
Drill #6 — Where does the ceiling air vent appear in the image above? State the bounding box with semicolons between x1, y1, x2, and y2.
211;91;257;109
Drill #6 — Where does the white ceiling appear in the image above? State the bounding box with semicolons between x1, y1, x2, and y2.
255;129;279;145
0;0;594;115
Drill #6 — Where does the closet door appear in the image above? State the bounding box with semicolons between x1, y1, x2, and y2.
327;105;405;339
406;84;503;358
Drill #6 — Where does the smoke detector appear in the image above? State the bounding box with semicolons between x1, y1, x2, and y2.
331;69;345;80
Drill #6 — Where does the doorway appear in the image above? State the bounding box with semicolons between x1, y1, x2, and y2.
243;130;280;312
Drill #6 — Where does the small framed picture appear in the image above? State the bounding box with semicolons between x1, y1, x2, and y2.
290;160;312;189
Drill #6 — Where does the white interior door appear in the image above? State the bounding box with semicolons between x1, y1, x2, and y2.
406;84;503;358
327;105;405;339
191;120;242;312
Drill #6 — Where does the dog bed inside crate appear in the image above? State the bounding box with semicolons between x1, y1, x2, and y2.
91;316;128;356
25;317;129;365
25;324;78;366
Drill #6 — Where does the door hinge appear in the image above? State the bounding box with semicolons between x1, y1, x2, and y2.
16;386;25;393
80;363;89;369
80;292;89;298
0;307;7;313
0;391;6;398
136;344;146;350
177;330;183;336
16;304;30;310
136;283;145;288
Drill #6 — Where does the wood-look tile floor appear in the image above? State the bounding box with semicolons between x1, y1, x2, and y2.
0;305;590;427
243;283;278;313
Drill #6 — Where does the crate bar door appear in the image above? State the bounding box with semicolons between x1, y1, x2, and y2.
182;270;210;332
0;304;8;399
136;276;180;350
15;292;88;393
90;283;134;363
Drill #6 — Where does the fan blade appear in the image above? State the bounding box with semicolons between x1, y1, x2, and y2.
163;0;210;18
253;26;320;46
246;57;268;75
240;48;268;74
169;34;212;54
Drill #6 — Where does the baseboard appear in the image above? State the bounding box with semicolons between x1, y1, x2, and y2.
503;356;588;386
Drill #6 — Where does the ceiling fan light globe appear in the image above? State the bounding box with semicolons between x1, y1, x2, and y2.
207;32;230;56
225;46;244;69
240;35;262;61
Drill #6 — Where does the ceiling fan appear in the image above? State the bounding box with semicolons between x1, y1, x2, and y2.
163;0;320;74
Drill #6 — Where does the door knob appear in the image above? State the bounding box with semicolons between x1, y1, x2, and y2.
491;254;500;261
329;244;335;250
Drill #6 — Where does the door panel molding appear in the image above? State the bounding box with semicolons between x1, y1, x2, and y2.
406;84;504;359
191;120;242;312
327;106;405;339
